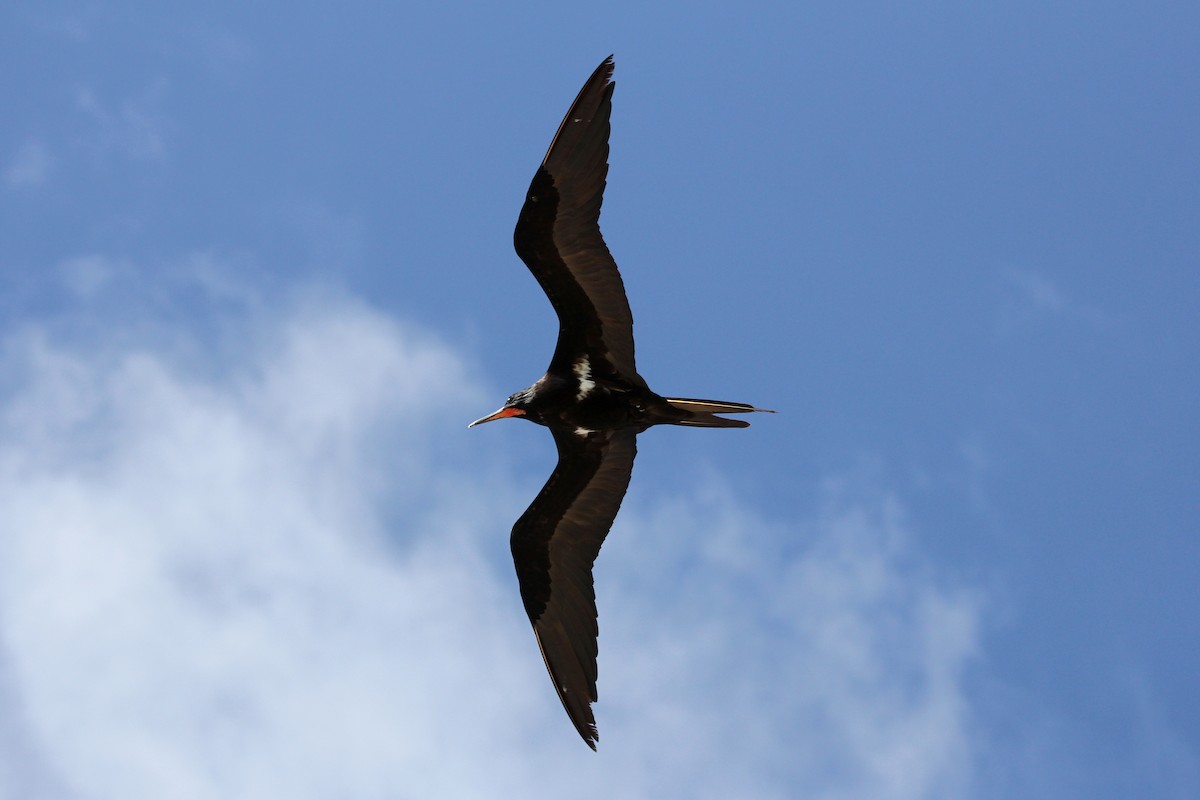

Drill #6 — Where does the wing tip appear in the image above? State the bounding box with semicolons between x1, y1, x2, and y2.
539;56;618;167
533;624;602;751
574;706;600;750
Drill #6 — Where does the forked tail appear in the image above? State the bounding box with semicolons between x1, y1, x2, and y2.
663;397;776;428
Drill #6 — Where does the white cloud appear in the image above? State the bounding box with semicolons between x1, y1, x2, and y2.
599;475;979;799
0;268;984;799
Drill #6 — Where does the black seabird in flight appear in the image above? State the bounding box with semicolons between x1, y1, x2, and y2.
469;56;772;749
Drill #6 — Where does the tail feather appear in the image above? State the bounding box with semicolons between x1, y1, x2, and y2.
663;397;775;428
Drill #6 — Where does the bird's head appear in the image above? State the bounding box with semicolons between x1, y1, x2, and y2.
468;388;536;428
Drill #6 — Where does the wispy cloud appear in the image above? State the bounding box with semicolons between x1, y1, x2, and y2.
1004;268;1068;315
58;254;124;298
1126;670;1200;798
4;140;54;189
0;263;985;798
997;267;1106;334
601;474;980;799
75;80;170;164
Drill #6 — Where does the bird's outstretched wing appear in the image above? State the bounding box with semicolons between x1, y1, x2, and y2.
510;426;638;749
513;56;646;389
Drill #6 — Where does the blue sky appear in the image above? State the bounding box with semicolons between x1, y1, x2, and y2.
1;2;1196;798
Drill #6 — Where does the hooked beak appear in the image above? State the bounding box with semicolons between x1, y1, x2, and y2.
467;406;525;428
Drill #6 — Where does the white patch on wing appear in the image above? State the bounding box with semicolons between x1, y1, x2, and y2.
573;357;595;401
574;427;594;437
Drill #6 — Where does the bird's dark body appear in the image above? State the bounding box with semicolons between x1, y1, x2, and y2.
470;56;771;750
502;373;690;432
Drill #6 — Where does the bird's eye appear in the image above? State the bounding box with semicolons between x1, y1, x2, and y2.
529;194;539;203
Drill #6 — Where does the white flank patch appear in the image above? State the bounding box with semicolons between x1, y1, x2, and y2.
573;357;595;401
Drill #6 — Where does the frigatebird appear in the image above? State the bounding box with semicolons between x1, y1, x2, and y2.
469;56;772;749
